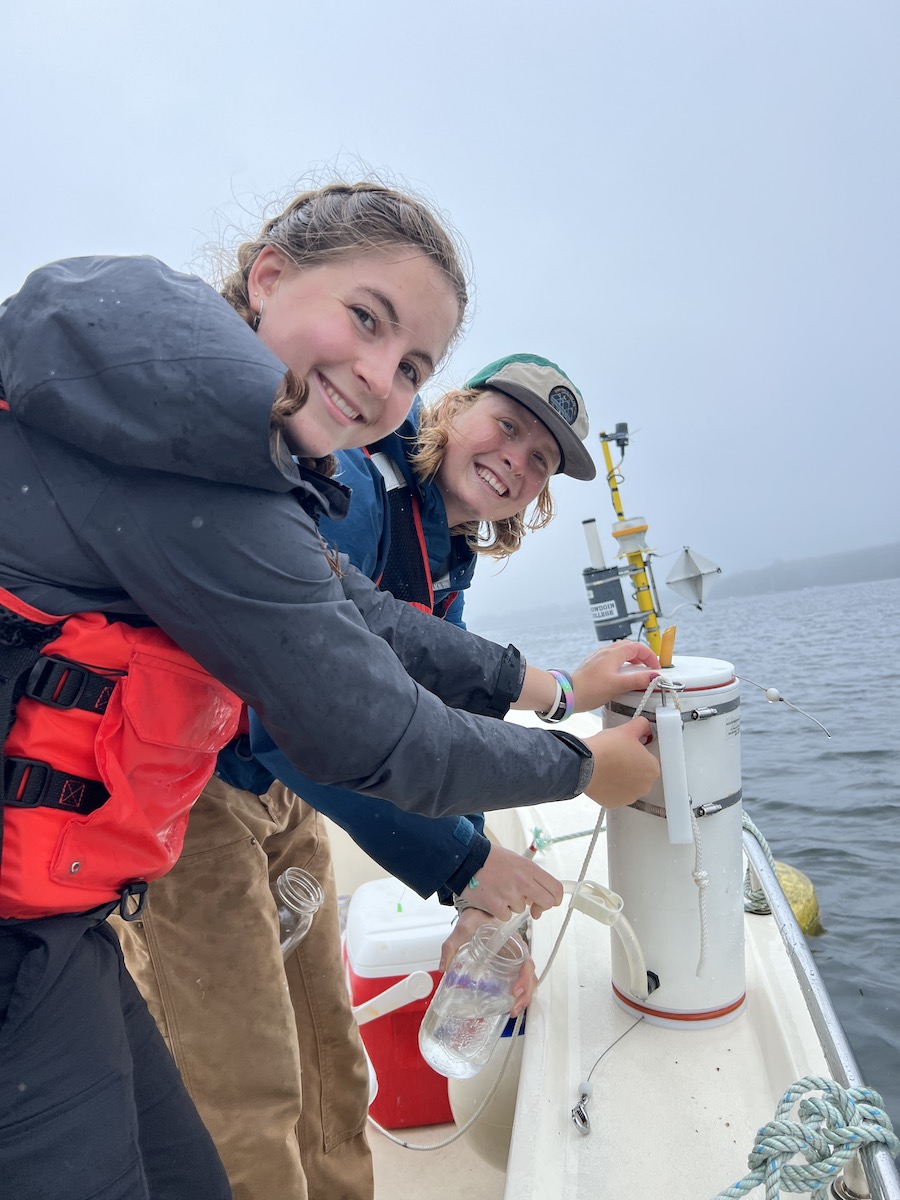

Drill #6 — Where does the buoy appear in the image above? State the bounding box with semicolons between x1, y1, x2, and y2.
774;861;823;937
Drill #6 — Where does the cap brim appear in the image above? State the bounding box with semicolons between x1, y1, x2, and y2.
488;380;597;481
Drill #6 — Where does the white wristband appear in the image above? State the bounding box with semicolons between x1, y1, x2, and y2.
537;676;563;720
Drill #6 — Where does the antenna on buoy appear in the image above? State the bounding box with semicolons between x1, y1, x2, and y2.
581;424;721;654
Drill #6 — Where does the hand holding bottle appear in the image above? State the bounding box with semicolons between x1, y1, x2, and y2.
440;906;536;1016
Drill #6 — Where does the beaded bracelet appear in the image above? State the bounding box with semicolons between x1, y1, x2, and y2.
536;669;575;724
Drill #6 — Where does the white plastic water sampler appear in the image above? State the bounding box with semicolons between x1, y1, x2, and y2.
603;655;746;1028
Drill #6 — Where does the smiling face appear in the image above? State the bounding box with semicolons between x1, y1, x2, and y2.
435;390;562;528
248;246;459;459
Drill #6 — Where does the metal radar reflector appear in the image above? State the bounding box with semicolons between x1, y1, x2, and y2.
665;548;722;609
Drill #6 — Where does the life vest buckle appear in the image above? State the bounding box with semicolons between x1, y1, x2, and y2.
4;756;53;807
25;655;105;711
118;880;149;922
3;755;108;814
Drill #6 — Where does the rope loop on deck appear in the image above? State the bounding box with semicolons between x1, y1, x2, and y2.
711;1075;900;1199
742;812;776;914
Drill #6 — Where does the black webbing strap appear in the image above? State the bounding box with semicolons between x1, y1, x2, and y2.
0;609;125;913
0;643;44;872
1;616;113;867
4;757;108;815
23;655;115;715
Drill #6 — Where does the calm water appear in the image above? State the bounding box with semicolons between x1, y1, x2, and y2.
475;577;900;1127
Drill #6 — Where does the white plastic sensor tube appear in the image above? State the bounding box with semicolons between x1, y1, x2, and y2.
656;706;694;845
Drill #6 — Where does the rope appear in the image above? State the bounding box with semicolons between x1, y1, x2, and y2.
710;1076;900;1199
742;812;777;915
631;674;659;719
690;806;710;977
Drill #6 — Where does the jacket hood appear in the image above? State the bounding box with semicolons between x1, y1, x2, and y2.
0;255;304;494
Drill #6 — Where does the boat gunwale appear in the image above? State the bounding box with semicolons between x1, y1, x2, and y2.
743;831;900;1200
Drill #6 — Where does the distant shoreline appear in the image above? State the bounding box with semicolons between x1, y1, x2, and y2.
472;542;900;631
710;540;900;600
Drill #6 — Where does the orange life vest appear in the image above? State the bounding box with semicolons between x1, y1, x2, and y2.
0;588;241;919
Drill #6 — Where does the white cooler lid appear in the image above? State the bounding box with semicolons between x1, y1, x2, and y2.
345;877;457;977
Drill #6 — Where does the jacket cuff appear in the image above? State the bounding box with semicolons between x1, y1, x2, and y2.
548;729;595;795
438;832;492;903
482;644;525;719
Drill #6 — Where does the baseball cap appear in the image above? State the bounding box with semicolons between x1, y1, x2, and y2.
465;353;596;481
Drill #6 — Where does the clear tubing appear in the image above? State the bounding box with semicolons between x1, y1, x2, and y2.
560;880;649;1002
612;913;650;1002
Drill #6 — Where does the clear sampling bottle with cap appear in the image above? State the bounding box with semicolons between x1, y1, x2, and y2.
272;867;325;958
418;922;527;1079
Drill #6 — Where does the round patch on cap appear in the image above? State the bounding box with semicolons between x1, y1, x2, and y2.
548;385;578;425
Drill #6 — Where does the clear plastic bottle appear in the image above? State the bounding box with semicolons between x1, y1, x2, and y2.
418;923;527;1079
272;867;325;958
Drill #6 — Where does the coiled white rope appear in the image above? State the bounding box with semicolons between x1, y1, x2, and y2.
710;1076;900;1199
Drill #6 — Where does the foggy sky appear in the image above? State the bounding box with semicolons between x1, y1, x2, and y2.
3;1;898;624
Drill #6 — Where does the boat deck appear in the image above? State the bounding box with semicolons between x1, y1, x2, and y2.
371;1123;504;1199
331;710;845;1199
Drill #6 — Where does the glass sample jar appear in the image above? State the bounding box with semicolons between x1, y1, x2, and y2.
418;923;527;1079
272;867;325;958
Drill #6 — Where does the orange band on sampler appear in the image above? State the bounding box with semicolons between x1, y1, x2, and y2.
612;983;746;1023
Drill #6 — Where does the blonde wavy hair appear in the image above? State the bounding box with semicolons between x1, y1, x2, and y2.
218;181;470;476
411;388;556;559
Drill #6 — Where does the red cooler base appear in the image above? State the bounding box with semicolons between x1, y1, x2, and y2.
343;878;457;1129
350;964;452;1128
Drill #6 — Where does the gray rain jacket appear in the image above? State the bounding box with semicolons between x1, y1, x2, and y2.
0;256;592;818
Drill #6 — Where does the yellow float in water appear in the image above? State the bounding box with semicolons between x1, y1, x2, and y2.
774;861;823;936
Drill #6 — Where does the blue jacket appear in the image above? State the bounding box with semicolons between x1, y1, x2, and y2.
226;405;491;900
320;409;477;626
